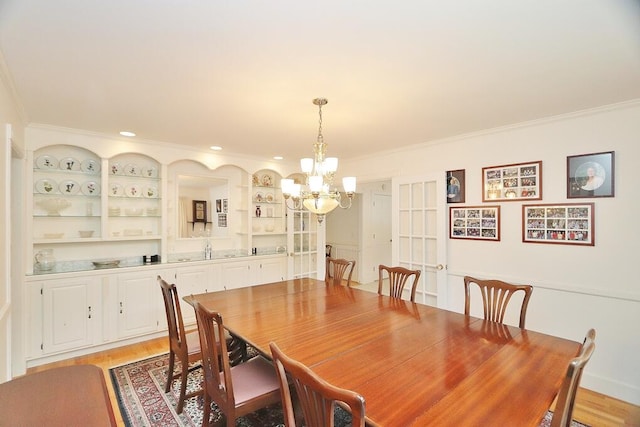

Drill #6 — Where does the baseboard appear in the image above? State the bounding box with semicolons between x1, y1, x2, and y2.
582;372;640;406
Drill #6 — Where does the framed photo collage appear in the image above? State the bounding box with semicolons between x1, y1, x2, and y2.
448;151;612;245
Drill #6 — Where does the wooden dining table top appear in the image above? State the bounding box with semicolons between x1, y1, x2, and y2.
184;278;580;427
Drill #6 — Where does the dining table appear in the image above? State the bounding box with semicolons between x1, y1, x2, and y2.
184;278;580;427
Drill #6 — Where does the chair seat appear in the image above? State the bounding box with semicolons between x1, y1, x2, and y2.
227;356;281;405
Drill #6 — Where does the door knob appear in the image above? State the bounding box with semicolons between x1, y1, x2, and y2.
436;264;444;270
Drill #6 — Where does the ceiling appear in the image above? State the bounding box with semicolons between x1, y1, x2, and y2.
1;1;639;162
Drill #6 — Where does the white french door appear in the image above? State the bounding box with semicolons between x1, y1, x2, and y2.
392;174;447;308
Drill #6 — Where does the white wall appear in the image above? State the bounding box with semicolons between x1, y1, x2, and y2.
0;52;25;381
343;101;640;405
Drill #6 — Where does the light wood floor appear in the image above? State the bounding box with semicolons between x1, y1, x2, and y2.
27;336;639;427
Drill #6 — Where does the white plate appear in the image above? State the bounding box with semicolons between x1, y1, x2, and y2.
35;178;57;194
35;155;58;170
109;183;124;196
59;157;80;171
261;174;273;187
143;186;158;198
125;184;141;197
110;162;123;175
59;180;80;195
81;159;100;174
124;163;140;176
81;181;100;196
143;166;158;178
254;192;264;202
265;192;274;202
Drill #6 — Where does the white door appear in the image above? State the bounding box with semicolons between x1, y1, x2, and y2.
117;272;159;338
392;174;447;307
42;278;98;353
371;193;392;272
286;209;322;279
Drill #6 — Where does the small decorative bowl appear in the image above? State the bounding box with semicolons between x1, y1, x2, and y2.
37;198;71;216
78;230;94;238
125;208;143;216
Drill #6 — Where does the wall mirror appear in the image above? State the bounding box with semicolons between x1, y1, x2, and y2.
177;174;228;238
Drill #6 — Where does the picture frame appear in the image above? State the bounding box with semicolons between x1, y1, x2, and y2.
192;200;207;223
449;205;501;241
216;199;222;213
482;161;542;202
446;169;465;203
223;198;228;213
218;213;227;227
567;151;614;198
522;203;594;246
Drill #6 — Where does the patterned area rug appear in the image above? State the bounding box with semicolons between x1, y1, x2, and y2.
110;353;588;427
109;352;351;427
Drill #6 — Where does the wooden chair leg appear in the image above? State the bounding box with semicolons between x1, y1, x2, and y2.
202;394;211;427
176;360;189;413
165;351;175;393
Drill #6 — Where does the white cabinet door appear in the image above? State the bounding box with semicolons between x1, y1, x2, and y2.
117;271;161;338
174;265;210;324
42;277;100;354
221;260;251;290
250;257;285;285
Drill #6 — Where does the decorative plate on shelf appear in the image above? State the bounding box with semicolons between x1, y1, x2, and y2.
81;181;100;196
261;174;273;187
265;192;274;203
109;183;124;196
143;166;158;178
59;180;80;195
35;178;57;194
125;163;141;176
252;174;260;185
81;159;100;174
125;184;141;197
35;155;58;170
110;163;123;175
254;192;264;202
59;157;80;171
143;186;157;198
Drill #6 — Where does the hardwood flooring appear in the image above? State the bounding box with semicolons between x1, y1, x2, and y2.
27;336;639;427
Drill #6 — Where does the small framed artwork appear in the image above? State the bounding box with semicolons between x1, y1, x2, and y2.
218;213;227;227
216;199;222;213
522;203;594;246
482;161;542;202
446;169;465;203
223;198;228;213
567;151;614;198
193;200;207;223
450;205;501;241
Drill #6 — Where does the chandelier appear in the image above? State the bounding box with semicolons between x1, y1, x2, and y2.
280;98;356;224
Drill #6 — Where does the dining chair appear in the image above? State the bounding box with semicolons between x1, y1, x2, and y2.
193;300;282;427
270;342;366;427
463;276;533;328
378;265;421;302
326;258;356;287
551;329;596;427
158;275;204;413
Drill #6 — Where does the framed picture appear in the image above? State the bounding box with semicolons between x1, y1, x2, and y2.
567;151;614;198
218;213;227;227
192;200;207;223
446;169;465;203
223;198;228;213
449;205;501;241
482;161;542;202
216;199;222;213
522;203;594;246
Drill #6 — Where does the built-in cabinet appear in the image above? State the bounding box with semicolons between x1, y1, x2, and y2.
24;143;297;367
23;255;286;366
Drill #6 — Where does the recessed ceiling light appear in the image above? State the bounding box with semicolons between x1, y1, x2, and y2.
119;131;136;137
210;146;222;151
273;156;283;160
